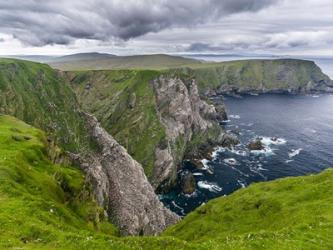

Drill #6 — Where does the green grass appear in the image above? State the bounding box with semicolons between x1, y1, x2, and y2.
164;168;333;249
68;69;167;177
185;59;331;94
0;114;201;250
0;114;116;248
0;58;92;153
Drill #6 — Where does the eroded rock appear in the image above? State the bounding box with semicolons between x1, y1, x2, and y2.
73;113;179;236
180;171;196;195
151;76;226;192
247;139;264;151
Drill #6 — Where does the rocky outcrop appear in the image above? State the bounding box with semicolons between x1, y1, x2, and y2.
220;133;240;149
180;171;196;194
193;59;333;96
151;76;226;192
72;113;179;236
247;139;264;151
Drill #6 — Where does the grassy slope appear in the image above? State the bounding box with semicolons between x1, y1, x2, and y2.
0;58;91;153
67;70;166;178
50;54;202;71
164;168;333;249
0;115;198;250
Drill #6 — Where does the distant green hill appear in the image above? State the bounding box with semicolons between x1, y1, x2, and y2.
49;54;202;70
50;52;117;63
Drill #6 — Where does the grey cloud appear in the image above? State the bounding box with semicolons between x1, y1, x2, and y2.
187;43;233;52
0;0;278;46
186;34;318;53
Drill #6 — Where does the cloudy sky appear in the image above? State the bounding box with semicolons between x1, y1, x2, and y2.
0;0;332;56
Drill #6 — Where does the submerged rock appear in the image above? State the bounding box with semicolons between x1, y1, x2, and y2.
180;171;196;195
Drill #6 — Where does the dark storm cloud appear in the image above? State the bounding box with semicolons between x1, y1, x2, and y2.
0;0;278;46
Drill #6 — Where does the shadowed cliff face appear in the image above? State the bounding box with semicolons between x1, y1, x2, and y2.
72;113;179;236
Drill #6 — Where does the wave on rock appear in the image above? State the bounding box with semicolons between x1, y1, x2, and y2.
223;158;238;165
250;147;275;156
229;114;240;119
261;136;287;146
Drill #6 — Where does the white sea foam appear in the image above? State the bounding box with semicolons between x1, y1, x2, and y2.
171;201;185;215
200;159;214;174
250;147;275;156
288;148;302;158
285;159;294;163
192;172;204;176
230;148;247;156
223;158;238;165
229;114;240;119
237;179;246;188
197;181;222;193
211;146;226;160
260;137;287;146
201;159;210;169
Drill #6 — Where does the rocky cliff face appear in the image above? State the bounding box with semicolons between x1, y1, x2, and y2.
151;76;227;192
191;59;333;96
0;59;179;236
72;113;179;236
68;71;228;193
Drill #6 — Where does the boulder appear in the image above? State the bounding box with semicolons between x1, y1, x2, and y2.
180;171;196;194
220;133;240;149
247;139;264;150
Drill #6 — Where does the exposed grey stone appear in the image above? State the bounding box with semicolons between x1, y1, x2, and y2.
180;171;196;195
73;112;179;236
247;138;264;151
151;76;225;192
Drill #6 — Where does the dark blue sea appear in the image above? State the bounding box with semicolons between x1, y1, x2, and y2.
161;93;333;216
